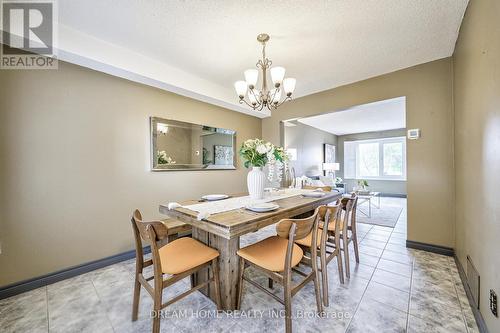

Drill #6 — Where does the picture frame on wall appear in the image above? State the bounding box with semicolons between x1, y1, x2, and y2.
214;145;234;165
323;143;336;176
324;143;336;163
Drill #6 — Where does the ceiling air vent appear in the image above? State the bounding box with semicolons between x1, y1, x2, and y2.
466;255;480;309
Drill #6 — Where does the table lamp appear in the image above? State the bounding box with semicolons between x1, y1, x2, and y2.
322;162;340;181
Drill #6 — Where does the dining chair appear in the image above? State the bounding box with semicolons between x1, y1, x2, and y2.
131;210;222;333
303;185;333;192
236;208;323;333
295;204;343;307
161;217;192;242
337;194;360;278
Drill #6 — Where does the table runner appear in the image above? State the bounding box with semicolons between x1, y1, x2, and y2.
182;188;313;215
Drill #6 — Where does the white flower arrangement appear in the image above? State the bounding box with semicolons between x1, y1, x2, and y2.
239;139;289;182
157;150;176;164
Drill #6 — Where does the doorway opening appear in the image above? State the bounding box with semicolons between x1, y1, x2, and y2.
282;96;407;237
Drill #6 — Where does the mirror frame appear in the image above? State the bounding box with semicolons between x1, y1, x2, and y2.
150;116;237;172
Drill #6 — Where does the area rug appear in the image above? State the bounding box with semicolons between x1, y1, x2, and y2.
356;205;403;228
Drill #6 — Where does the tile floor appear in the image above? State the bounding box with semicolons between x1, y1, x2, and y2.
0;198;480;332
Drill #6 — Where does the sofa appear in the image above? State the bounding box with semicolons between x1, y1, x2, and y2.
305;175;346;194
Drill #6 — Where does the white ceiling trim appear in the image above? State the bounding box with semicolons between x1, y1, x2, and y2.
56;24;270;118
297;97;406;135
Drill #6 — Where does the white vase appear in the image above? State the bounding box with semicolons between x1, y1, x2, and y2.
247;166;265;199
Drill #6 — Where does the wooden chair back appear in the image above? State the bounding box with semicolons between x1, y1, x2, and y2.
276;208;321;282
318;204;341;230
318;204;342;247
131;209;170;281
276;207;320;241
303;185;332;192
340;195;357;233
131;209;169;244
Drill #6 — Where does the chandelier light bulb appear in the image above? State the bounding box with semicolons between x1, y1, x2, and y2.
283;78;296;96
244;69;259;89
270;66;286;87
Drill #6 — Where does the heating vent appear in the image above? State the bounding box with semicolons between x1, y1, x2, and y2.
466;255;480;309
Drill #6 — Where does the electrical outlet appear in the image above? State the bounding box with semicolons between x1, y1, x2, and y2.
490;289;498;317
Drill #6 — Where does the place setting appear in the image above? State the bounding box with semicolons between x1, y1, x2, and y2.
244;202;280;213
199;194;230;202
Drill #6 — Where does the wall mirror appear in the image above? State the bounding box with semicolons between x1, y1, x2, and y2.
150;117;236;171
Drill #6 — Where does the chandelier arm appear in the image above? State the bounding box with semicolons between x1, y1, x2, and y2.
239;98;260;110
269;86;280;102
256;100;266;112
248;87;260;100
272;95;292;108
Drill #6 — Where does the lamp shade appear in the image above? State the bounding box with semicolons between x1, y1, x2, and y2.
270;66;285;86
322;163;340;171
234;81;247;97
283;78;296;95
244;69;258;88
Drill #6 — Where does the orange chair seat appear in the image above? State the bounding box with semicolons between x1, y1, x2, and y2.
295;229;323;248
237;236;303;272
159;237;219;275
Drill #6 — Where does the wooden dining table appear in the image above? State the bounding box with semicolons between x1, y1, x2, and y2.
159;189;341;310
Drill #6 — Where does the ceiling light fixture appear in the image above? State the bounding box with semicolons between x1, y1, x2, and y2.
234;33;296;112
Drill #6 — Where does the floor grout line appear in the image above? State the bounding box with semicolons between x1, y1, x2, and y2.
343;224;373;332
385;206;413;331
405;242;415;331
90;278;116;333
345;216;402;332
45;286;49;333
448;257;472;333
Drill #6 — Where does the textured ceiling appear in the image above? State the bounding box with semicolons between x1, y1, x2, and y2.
57;0;468;116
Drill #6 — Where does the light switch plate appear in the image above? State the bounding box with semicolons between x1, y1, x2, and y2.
407;129;420;140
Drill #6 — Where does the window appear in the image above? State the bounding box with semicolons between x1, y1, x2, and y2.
358;142;379;177
344;137;406;180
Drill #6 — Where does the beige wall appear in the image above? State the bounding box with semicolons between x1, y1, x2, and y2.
0;61;261;287
263;58;455;248
337;129;407;195
284;122;338;178
453;0;500;330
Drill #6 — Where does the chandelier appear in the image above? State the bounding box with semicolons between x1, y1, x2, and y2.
234;33;296;112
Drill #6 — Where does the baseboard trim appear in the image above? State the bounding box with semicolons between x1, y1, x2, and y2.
406;240;454;256
0;247;149;300
454;256;490;333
